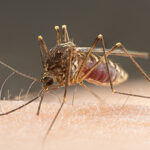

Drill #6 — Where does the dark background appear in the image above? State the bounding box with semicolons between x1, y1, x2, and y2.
0;0;150;98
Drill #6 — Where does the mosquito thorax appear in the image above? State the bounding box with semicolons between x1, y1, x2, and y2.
51;41;77;54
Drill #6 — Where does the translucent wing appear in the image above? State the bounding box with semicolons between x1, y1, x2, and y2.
77;47;149;59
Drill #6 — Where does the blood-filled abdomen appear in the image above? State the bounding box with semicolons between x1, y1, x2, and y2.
83;60;128;85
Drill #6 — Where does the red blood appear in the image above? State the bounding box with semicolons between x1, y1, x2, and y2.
83;61;118;84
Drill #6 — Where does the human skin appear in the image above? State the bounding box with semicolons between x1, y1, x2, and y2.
0;80;150;150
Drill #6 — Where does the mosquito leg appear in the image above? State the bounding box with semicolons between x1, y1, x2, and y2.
100;42;150;98
117;43;150;81
0;60;39;81
0;95;41;116
36;85;63;116
62;25;70;42
97;35;114;92
54;26;61;44
38;36;45;69
75;34;104;82
38;35;49;58
112;42;150;98
43;49;72;143
36;94;44;116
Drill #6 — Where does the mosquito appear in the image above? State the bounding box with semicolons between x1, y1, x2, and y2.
0;25;150;143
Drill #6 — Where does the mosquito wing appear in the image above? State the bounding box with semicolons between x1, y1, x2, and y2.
77;47;149;59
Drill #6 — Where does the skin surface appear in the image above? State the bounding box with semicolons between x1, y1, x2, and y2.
0;80;150;150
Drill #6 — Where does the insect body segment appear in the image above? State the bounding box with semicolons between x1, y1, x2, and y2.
83;56;128;85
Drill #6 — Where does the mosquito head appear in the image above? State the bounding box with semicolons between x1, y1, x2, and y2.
40;73;54;89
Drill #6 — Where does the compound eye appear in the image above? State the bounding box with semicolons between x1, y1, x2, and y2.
41;77;53;86
45;77;53;86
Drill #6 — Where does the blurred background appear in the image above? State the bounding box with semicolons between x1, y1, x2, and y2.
0;0;150;98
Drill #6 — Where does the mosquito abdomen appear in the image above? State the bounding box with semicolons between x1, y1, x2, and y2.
83;60;128;85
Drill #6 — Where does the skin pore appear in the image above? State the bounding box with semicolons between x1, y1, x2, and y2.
0;80;150;150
